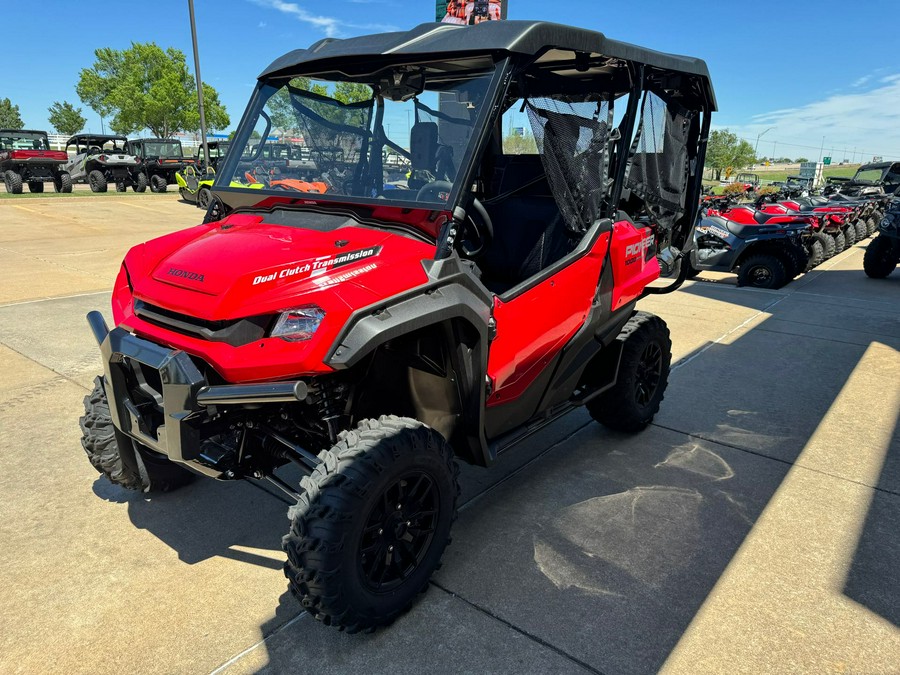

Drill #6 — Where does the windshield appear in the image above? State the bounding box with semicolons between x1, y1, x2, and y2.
219;59;497;208
0;131;49;151
144;141;183;158
853;167;886;183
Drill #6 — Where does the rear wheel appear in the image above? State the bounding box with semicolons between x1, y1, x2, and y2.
737;253;788;289
832;231;846;254
844;224;857;246
134;172;148;193
116;181;127;192
855;220;867;241
4;170;23;194
150;174;167;192
816;232;835;259
586;312;671;432
80;376;196;492
88;170;107;193
863;236;899;278
805;239;825;271
197;186;211;209
27;181;44;193
866;218;878;237
54;172;73;193
283;416;459;632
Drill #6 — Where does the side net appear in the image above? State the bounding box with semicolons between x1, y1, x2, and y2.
625;91;694;233
525;95;612;234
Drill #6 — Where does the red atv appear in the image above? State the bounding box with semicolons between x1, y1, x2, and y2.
0;129;72;193
80;21;715;631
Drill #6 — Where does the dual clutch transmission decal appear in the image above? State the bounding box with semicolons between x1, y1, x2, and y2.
252;246;382;286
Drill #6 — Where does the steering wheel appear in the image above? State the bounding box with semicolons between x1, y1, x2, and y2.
416;180;493;257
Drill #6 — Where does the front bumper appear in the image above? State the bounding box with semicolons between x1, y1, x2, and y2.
88;311;308;478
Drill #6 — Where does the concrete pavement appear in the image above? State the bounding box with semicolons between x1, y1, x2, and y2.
0;197;897;673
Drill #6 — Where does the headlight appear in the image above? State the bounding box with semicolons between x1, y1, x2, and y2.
270;306;325;342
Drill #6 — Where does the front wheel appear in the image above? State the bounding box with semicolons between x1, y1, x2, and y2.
80;376;196;492
863;236;899;278
737;253;789;288
586;312;671;432
832;231;846;254
855;220;867;241
134;172;148;192
805;239;825;271
283;416;459;632
844;224;857;246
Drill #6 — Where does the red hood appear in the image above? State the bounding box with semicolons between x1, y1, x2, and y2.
126;212;434;321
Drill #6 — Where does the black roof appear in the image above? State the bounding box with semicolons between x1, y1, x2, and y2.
66;133;128;144
858;161;899;170
0;129;49;136
261;20;714;83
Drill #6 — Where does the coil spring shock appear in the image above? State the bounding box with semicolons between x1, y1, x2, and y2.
309;379;346;444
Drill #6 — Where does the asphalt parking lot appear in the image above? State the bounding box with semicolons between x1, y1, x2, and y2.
1;195;898;674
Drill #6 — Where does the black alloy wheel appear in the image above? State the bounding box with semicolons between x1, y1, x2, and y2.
358;471;439;592
634;342;663;407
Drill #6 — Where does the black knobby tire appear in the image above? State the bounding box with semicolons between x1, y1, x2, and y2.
863;236;899;278
134;172;148;192
283;416;459;632
80;376;196;492
816;232;835;259
804;239;825;271
833;231;846;254
866;218;878;237
4;170;23;194
585;312;671;432
844;224;857;246
116;181;127;193
54;172;73;193
28;181;44;193
737;253;789;289
150;174;167;192
197;187;211;209
855;220;867;241
88;169;107;193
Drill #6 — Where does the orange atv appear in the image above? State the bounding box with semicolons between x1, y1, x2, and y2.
244;165;327;193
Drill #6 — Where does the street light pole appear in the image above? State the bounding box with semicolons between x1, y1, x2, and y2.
818;136;825;163
755;127;775;159
188;0;209;173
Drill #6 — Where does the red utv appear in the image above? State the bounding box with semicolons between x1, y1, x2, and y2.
0;129;72;193
80;21;716;631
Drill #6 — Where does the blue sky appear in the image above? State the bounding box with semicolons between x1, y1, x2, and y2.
4;0;900;161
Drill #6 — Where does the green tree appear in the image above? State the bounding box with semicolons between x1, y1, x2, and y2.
795;157;808;163
47;101;86;136
0;98;24;129
503;132;538;155
76;42;229;138
705;129;756;181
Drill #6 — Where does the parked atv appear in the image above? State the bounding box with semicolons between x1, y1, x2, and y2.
690;196;813;287
0;129;72;193
175;165;264;208
64;134;144;193
126;138;193;192
80;20;716;631
864;195;900;278
824;161;900;198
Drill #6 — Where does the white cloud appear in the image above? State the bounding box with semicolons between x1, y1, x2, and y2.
724;73;900;161
258;21;267;27
249;0;395;38
852;74;871;88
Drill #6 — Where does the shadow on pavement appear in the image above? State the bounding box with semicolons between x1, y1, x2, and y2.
842;404;900;627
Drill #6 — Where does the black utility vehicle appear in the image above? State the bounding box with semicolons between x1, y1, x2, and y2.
195;140;230;173
126;138;193;192
825;161;900;198
64;134;144;192
864;194;900;278
0;129;72;193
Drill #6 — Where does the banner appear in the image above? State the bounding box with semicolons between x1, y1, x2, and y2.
437;0;507;24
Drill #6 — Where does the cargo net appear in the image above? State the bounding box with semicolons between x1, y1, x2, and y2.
525;95;612;234
625;91;693;233
287;85;374;195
